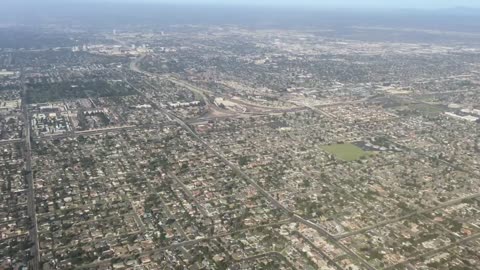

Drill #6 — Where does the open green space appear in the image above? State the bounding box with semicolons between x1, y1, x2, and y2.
321;143;370;161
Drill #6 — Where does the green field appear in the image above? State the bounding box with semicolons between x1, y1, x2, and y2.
321;143;370;161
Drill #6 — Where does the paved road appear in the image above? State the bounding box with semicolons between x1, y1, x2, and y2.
384;233;480;270
169;172;215;235
75;219;291;269
0;139;22;146
298;97;480;269
38;125;136;141
168;106;376;270
232;251;297;270
293;231;343;270
126;55;378;270
335;192;480;239
167;96;378;270
22;83;40;270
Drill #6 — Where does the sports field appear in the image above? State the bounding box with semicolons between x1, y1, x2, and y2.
321;143;370;161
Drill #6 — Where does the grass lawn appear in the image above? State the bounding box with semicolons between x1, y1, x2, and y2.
321;143;370;161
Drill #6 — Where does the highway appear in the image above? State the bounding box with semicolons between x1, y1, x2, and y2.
22;83;40;270
127;55;291;213
127;55;378;270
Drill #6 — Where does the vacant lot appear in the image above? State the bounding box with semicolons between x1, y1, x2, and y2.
321;143;370;161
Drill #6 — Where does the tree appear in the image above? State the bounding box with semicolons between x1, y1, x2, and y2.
238;156;249;166
302;178;311;188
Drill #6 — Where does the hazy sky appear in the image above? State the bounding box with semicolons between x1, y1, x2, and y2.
7;0;480;9
96;0;480;9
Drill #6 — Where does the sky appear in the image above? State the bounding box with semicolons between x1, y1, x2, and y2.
6;0;480;10
96;0;480;9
